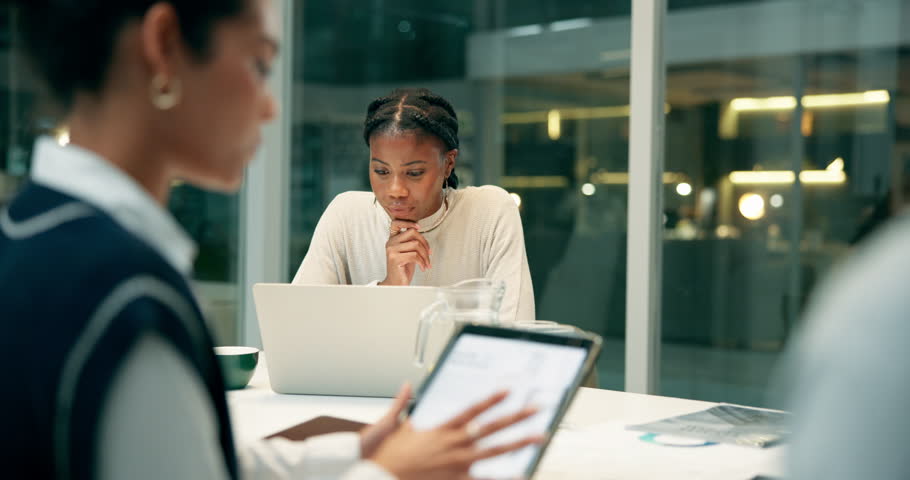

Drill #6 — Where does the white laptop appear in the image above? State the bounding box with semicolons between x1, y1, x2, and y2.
252;283;439;397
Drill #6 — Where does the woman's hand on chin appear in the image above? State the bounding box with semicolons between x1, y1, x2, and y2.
380;219;431;286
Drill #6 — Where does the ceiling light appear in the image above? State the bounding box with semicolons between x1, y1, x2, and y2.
827;157;844;172
728;170;846;185
729;90;890;113
738;194;765;221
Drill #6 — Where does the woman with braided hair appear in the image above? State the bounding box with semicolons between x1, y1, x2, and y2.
294;88;535;323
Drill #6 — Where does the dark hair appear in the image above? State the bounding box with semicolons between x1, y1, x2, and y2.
9;0;248;110
363;88;460;189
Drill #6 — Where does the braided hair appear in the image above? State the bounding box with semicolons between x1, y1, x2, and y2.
363;88;460;189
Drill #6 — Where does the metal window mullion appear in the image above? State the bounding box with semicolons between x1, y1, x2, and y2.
786;57;805;335
239;0;295;347
625;0;666;394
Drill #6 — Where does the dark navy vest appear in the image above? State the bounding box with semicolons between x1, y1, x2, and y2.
0;183;238;479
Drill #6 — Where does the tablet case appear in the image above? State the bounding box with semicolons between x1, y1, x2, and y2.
266;415;368;442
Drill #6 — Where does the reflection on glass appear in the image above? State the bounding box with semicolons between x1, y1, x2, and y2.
169;186;240;345
661;0;909;406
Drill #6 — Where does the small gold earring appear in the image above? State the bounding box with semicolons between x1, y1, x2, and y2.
150;74;181;110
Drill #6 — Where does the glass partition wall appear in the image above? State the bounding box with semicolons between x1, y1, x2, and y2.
659;0;909;405
287;1;632;389
4;1;906;403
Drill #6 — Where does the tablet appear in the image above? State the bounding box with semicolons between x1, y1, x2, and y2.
408;324;602;479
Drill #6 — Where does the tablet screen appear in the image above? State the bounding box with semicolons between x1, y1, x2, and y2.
409;330;591;479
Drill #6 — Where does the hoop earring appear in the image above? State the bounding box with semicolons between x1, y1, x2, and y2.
150;74;181;110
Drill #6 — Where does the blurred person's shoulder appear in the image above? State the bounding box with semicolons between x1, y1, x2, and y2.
2;184;186;289
785;213;910;480
798;213;910;354
822;212;910;311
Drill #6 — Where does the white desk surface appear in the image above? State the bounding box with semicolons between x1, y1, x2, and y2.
228;357;784;479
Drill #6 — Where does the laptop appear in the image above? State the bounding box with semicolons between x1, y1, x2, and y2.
408;323;602;479
252;283;438;397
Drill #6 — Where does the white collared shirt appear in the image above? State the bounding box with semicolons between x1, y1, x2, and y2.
29;138;393;480
31;136;196;276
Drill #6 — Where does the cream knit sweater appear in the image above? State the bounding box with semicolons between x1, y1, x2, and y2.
293;185;535;323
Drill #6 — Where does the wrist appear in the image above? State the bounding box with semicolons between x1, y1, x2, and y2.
359;431;368;458
380;275;407;286
370;456;401;479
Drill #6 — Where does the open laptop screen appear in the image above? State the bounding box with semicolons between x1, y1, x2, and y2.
409;325;600;479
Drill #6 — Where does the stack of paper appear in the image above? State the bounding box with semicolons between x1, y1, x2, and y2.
627;404;790;448
536;420;784;480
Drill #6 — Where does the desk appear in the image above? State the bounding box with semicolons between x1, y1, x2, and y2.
228;357;784;479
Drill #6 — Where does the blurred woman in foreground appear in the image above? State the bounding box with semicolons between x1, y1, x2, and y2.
0;1;540;478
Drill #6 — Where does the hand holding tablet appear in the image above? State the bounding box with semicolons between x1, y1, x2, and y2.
368;389;544;480
407;324;602;479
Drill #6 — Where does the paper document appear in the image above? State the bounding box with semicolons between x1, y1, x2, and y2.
626;404;790;448
537;420;784;480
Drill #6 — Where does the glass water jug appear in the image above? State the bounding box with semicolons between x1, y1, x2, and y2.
413;278;505;369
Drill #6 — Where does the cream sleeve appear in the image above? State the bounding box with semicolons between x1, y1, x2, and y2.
482;188;536;323
99;333;396;480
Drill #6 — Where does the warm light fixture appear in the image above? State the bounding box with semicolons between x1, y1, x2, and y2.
730;96;797;112
729;171;796;184
730;90;890;113
548;109;561;141
738;193;766;220
728;169;846;185
589;171;687;185
799;170;846;184
581;183;596;196
500;176;569;189
676;182;692;196
803;90;890;108
827;157;844;172
510;192;522;207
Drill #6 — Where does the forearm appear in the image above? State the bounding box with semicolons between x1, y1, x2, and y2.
239;434;395;480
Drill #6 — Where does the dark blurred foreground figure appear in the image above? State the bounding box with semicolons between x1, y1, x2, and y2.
783;212;910;479
0;1;540;478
